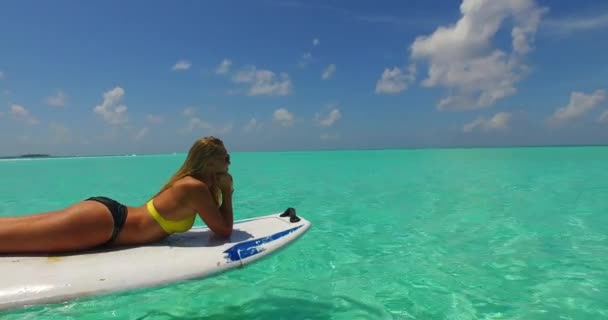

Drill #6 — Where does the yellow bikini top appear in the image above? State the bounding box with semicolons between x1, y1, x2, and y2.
146;199;195;234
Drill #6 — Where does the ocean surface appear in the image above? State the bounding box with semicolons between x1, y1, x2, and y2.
1;147;607;319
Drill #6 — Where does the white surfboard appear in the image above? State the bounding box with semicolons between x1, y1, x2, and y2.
0;208;311;311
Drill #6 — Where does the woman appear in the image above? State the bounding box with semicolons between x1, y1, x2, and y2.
0;136;234;254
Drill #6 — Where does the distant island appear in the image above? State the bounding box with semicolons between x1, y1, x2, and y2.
0;154;51;159
19;154;51;158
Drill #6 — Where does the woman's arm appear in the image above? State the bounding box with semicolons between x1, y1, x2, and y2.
217;173;234;234
219;189;234;231
187;181;233;237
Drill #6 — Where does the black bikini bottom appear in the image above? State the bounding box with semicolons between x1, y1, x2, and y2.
85;196;128;246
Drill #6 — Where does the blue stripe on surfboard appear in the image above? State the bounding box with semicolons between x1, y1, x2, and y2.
223;225;303;262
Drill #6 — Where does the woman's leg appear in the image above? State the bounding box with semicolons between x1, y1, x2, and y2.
0;200;115;254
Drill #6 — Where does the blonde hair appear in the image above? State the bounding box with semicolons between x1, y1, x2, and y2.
154;136;227;206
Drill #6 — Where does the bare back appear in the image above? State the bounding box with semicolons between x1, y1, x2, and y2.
114;177;211;245
149;176;205;221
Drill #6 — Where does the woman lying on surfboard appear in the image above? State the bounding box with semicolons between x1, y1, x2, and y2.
0;136;234;254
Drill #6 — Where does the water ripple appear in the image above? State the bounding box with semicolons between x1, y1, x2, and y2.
2;148;608;319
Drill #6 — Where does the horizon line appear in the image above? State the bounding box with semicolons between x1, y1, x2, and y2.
2;142;608;159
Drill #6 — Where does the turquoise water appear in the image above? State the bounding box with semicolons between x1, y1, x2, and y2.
1;147;608;319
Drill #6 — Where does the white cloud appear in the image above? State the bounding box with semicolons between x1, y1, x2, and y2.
409;0;547;110
146;114;163;124
183;107;197;117
172;60;191;71
547;89;606;126
211;124;233;135
134;127;149;141
298;52;312;68
187;117;212;131
273;108;294;127
10;104;29;117
181;107;233;135
233;66;291;96
93;87;128;125
322;64;336;80
46;91;68;107
599;110;608;123
315;108;342;127
185;118;232;135
10;104;39;125
181;107;207;131
464;112;512;132
375;65;415;94
543;13;608;34
298;38;320;67
244;118;263;132
216;59;232;75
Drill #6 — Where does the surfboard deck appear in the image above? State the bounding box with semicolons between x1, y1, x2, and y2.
0;208;311;311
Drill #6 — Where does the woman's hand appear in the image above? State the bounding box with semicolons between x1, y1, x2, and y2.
216;173;233;194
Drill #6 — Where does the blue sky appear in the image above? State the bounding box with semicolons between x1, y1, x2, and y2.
1;0;607;156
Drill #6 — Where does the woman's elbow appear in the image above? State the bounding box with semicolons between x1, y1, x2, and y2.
215;225;233;238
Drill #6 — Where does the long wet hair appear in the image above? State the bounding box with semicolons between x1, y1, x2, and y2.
153;136;227;206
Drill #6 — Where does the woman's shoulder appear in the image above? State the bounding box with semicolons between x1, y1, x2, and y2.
154;176;209;204
172;176;208;190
